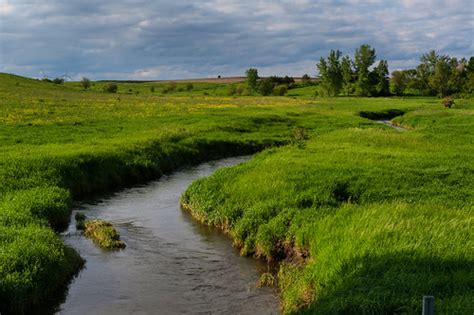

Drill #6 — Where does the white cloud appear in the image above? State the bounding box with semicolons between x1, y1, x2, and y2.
0;0;14;15
131;68;161;79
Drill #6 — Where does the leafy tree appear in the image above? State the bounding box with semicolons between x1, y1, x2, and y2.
414;50;443;95
80;77;91;90
317;50;342;96
341;55;353;95
245;68;259;91
391;70;408;96
259;78;274;96
430;56;453;97
354;44;376;96
373;60;390;96
464;56;474;93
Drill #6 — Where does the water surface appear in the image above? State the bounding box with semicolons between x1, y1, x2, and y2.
59;156;278;315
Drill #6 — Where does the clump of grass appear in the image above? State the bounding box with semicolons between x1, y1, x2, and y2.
83;219;126;249
75;212;86;230
257;272;276;287
292;127;309;141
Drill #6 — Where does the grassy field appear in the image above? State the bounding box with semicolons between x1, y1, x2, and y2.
0;73;472;313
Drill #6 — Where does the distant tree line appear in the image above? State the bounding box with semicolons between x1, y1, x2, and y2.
316;45;473;97
244;68;315;96
391;51;473;97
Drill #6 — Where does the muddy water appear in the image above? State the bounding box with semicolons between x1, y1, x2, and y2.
59;156;279;315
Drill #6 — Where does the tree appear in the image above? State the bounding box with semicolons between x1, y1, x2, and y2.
414;50;441;95
391;70;408;96
80;77;91;90
431;57;452;97
341;55;353;95
373;60;390;96
317;50;342;96
245;68;258;91
259;78;274;96
354;44;376;96
464;56;474;94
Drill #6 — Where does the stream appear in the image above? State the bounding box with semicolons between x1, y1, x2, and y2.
58;156;279;315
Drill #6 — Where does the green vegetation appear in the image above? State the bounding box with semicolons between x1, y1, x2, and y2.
0;72;315;313
83;219;125;249
317;45;473;98
0;71;472;314
75;212;86;230
181;99;473;313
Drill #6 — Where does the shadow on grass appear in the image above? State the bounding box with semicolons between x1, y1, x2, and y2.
299;252;473;315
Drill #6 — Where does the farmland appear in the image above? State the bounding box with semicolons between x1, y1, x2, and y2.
0;73;472;314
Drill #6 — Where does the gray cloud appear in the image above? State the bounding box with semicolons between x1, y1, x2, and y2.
0;0;472;79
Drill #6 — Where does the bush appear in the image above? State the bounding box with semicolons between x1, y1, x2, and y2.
227;85;237;96
259;78;274;96
52;78;64;85
273;84;288;96
163;82;177;93
186;83;193;91
103;83;118;93
301;74;312;85
442;96;455;108
80;77;91;90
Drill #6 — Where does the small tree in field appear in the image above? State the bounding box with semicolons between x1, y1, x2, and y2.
80;77;91;90
103;82;118;93
245;68;258;91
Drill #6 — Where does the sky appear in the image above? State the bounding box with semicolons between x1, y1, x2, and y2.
0;0;473;80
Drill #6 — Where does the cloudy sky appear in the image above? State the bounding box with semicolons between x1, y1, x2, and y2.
0;0;472;80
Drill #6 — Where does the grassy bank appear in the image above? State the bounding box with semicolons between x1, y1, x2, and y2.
181;100;473;313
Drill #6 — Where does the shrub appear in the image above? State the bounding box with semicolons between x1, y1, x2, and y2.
292;127;309;141
301;74;312;85
442;96;455;108
80;77;91;89
103;83;118;93
228;85;237;96
186;83;193;91
273;84;288;96
52;77;64;85
75;212;86;230
259;78;274;96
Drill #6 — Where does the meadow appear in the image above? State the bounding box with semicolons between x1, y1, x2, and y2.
0;73;472;314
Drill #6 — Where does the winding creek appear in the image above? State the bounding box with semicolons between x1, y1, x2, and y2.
58;156;279;315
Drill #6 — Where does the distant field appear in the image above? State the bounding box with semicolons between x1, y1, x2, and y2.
0;73;472;314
